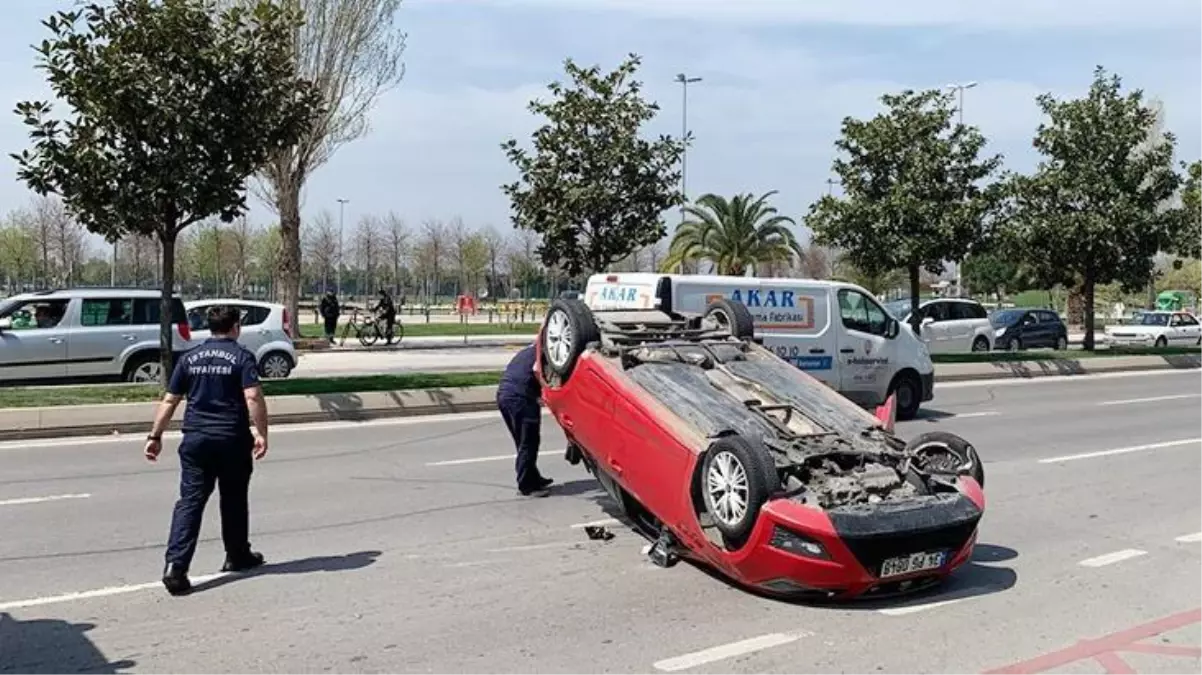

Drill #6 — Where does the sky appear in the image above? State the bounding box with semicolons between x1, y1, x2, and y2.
0;0;1199;253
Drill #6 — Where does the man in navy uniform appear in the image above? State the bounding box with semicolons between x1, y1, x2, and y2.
144;305;270;595
497;344;554;497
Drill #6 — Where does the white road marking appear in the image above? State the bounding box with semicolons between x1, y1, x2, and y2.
951;411;1001;418
1174;532;1202;543
652;632;811;672
939;369;1199;389
1097;393;1201;406
1038;438;1201;464
570;518;620;529
878;596;976;616
0;573;228;611
0;493;91;507
485;542;578;553
1079;549;1148;568
426;454;513;466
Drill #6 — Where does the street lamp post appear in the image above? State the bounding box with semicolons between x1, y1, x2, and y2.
337;198;349;296
675;73;702;225
946;81;978;296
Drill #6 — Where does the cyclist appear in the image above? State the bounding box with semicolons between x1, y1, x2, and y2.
374;289;397;344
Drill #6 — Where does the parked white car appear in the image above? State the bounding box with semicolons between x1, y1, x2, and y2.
184;299;297;378
883;297;995;353
1104;311;1202;348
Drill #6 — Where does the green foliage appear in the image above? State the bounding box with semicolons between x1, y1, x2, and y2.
961;252;1033;301
1003;66;1182;349
12;0;321;384
661;191;802;275
830;256;906;297
501;54;686;277
804;88;1003;329
1173;160;1202;260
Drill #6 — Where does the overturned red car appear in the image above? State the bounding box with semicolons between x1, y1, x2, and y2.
536;296;986;600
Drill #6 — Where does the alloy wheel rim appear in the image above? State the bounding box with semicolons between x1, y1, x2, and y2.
263;355;289;378
706;450;749;526
545;310;573;368
133;362;161;383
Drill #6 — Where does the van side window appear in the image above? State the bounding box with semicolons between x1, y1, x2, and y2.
951;302;986;321
924;302;951;323
838;289;889;336
80;299;133;326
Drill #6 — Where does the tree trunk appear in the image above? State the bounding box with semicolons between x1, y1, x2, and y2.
276;184;302;335
907;264;922;333
158;230;178;389
1082;269;1097;351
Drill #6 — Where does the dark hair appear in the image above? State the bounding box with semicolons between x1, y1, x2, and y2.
206;305;241;334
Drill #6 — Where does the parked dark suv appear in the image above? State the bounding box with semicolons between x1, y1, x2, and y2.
989;308;1069;351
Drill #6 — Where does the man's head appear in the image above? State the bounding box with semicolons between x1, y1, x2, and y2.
379;289;389;297
206;305;242;338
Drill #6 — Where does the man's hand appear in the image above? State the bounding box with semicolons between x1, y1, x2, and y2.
144;438;162;462
253;434;268;460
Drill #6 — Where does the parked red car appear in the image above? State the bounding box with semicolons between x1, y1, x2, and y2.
537;297;986;600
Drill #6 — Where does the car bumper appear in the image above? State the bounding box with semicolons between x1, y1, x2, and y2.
710;482;985;601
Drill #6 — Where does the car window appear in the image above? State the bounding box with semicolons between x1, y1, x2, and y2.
1;299;70;330
1179;314;1200;326
1037;311;1060;323
80;298;134;326
187;305;211;331
134;297;187;325
239;305;270;327
838;289;890;336
950;302;984;321
924;302;951;323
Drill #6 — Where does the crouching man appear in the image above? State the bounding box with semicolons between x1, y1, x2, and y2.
496;344;554;497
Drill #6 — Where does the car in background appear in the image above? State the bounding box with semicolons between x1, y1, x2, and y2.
1104;311;1201;348
184;299;297;378
0;288;192;383
989;308;1069;351
883;297;995;353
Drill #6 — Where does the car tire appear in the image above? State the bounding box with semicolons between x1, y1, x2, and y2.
703;299;756;340
259;351;293;379
1155;336;1167;348
701;435;779;549
888;371;922;421
971;336;990;352
542;298;600;381
905;430;985;488
1055;335;1068;351
1007;338;1022;352
124;352;162;383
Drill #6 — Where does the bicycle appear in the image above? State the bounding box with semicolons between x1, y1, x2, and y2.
339;308;404;347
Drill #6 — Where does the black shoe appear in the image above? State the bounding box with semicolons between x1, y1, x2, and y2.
537;476;554;489
162;563;192;596
221;551;265;573
518;487;551;498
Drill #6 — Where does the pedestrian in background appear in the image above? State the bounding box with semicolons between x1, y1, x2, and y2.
319;290;340;344
144;305;270;596
496;344;554;497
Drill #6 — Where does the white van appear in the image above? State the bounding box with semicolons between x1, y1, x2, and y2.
583;272;935;420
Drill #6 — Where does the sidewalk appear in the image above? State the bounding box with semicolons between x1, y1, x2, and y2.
304;334;534;352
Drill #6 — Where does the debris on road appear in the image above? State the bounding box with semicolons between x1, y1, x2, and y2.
584;525;614;541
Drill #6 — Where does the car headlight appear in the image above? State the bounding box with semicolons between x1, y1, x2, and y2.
994;327;1007;337
770;526;829;559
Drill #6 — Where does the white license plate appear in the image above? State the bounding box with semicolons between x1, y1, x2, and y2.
880;551;945;578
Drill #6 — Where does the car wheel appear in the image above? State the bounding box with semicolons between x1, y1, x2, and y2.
905;430;985;488
259;351;293;379
542;298;600;381
1155;336;1167;348
888;371;922;421
1055;335;1068;350
703;298;756;340
701;435;778;549
1007;338;1022;352
124;353;162;383
971;336;990;352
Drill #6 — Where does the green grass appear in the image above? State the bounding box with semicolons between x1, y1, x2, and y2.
931;346;1200;363
0;371;504;409
297;322;540;339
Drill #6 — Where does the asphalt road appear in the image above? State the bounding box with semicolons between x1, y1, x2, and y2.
1;370;1199;673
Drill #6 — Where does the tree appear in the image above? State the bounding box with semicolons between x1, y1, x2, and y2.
13;0;321;384
831;255;907;297
798;245;831;280
660;191;802;275
383;212;409;296
0;211;38;293
303;210;339;292
501;54;686;277
353;215;384;296
804;88;1003;331
251;0;407;333
480;225;505;300
961;252;1030;303
1005;67;1182;349
1172;160;1201;260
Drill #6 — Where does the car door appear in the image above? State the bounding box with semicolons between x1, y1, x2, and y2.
66;297;141;378
1176;313;1202;344
946;302;980;351
0;298;71;381
837;288;893;407
919;301;953;353
234;304;273;356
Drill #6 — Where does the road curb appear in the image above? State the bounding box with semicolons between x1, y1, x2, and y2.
1;354;1196;442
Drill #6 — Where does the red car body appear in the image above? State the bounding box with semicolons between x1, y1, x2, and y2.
536;300;985;601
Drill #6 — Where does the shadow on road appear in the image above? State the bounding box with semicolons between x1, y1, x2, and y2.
0;613;134;674
189;549;382;594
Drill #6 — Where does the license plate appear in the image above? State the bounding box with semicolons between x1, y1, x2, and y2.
880;551;945;578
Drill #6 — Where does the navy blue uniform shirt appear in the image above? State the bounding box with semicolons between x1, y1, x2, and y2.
497;344;540;402
167;337;260;439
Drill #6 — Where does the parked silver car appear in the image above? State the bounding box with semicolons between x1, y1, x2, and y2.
0;288;192;384
185;298;297;378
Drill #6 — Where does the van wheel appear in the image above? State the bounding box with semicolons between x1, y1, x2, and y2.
889;371;922;421
703;299;755;340
971;336;990;352
259;351;293;379
124;352;162;383
542;298;600;381
700;434;779;550
906;430;985;488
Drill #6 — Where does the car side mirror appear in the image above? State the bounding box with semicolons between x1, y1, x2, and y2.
0;317;10;331
886;318;900;339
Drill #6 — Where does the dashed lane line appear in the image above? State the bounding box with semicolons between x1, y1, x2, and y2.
878;596;977;616
0;573;228;611
1175;532;1202;543
1079;549;1148;568
1098;393;1202;406
426;454;513;466
1038;438;1201;464
0;493;91;507
652;631;812;672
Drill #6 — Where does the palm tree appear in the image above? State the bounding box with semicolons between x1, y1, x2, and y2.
660;191;803;276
